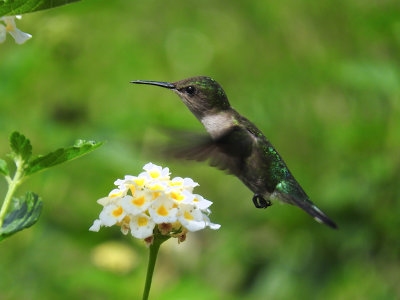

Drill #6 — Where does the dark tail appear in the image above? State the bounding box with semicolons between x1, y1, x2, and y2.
293;197;338;229
273;180;338;229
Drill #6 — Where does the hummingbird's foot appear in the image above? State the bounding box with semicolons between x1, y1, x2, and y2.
252;194;272;209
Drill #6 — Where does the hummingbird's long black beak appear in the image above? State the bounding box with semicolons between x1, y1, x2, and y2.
130;80;175;89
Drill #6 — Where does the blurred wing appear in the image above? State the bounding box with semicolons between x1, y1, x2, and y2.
165;126;254;176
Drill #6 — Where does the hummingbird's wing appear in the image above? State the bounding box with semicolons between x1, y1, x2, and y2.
165;126;254;176
272;180;338;229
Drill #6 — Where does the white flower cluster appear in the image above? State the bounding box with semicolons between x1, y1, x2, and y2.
0;15;32;44
90;163;220;241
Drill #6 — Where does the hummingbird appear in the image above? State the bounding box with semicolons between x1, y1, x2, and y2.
130;76;337;229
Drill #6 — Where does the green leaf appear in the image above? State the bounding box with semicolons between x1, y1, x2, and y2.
0;159;9;176
9;131;32;162
0;192;42;242
0;0;80;17
25;140;103;176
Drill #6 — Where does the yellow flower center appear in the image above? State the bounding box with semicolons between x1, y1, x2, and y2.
152;192;161;200
117;215;131;226
149;184;164;191
110;191;122;198
130;185;136;195
112;206;123;217
157;205;169;216
149;170;160;178
184;211;194;220
132;196;145;206
5;23;14;32
137;216;148;226
170;191;184;201
170;181;182;186
134;178;145;187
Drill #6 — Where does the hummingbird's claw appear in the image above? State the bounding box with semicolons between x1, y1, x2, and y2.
252;194;272;209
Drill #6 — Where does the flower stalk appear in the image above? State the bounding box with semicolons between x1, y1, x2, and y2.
0;158;24;228
142;232;170;300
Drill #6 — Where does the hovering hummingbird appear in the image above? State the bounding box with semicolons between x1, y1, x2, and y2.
131;76;337;229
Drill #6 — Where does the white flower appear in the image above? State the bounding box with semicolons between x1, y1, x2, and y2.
115;174;149;191
90;162;220;241
96;188;127;206
0;15;32;44
147;180;168;192
148;196;178;224
142;162;170;181
168;177;199;191
167;188;194;205
203;214;221;230
177;204;207;232
99;203;126;227
120;190;153;215
129;214;156;239
120;216;131;235
192;194;213;210
0;25;6;43
89;219;102;232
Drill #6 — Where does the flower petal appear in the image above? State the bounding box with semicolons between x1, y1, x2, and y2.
149;196;178;224
130;214;156;239
89;219;102;232
0;25;6;43
177;204;206;232
2;16;31;44
192;194;213;210
203;214;221;230
120;190;152;214
99;204;126;226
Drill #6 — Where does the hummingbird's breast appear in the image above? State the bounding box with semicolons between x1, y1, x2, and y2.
200;111;236;140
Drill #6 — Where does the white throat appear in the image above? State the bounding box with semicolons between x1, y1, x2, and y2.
200;111;234;139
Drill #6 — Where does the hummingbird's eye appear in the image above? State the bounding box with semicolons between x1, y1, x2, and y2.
185;86;196;95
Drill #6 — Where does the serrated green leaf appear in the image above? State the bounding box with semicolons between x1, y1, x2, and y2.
9;131;32;162
0;0;80;17
0;192;42;242
25;140;103;176
0;159;9;176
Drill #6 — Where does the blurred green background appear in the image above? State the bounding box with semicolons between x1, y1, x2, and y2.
1;0;400;299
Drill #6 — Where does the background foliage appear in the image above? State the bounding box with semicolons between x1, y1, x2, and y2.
1;0;399;299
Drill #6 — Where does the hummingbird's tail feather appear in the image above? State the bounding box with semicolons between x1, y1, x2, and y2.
291;196;337;229
273;180;338;229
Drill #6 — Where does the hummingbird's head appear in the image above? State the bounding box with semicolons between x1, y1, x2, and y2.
131;76;231;120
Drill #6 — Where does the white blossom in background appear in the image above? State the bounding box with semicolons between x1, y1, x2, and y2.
90;163;220;242
0;15;32;44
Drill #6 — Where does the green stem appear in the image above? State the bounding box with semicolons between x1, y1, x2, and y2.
0;158;24;228
142;234;170;300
